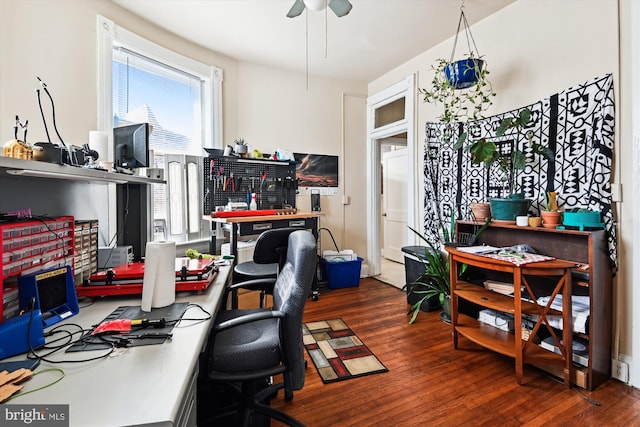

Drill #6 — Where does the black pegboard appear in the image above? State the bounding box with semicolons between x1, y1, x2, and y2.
203;156;297;214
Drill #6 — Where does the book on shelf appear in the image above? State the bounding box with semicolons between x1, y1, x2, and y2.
540;335;589;367
483;280;524;296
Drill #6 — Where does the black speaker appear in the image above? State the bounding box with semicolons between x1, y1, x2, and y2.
311;191;321;211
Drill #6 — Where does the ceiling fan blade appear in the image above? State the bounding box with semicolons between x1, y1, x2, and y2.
287;0;306;18
328;0;352;17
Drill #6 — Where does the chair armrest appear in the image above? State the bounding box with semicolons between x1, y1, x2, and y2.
227;278;277;291
221;277;277;308
214;310;285;332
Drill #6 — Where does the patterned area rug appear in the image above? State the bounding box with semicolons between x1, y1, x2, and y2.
303;318;388;383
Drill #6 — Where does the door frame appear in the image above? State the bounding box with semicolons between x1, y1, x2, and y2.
366;75;417;277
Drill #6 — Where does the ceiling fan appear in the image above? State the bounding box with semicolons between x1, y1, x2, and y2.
287;0;353;18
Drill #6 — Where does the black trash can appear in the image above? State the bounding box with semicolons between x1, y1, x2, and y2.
401;246;442;312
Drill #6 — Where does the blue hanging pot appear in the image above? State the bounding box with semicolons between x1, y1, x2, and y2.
444;58;484;89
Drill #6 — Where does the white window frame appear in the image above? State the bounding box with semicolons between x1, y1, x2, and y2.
96;14;223;245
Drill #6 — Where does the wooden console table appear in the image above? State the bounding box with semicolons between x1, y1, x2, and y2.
447;246;578;387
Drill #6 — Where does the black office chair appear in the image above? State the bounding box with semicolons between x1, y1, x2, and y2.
206;230;316;427
232;227;299;308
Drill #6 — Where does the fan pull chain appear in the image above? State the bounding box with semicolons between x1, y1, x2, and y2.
325;0;328;58
306;7;309;90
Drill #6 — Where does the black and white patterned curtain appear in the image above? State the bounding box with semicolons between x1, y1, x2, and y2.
424;74;616;268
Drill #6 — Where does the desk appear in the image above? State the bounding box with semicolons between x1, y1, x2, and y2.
5;265;231;427
207;211;320;300
207;211;320;259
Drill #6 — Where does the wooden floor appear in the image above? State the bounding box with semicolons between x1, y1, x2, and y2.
271;278;640;426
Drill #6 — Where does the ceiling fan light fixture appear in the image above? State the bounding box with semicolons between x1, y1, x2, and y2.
303;0;326;12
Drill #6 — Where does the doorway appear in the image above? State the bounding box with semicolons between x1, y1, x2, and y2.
379;138;408;288
366;75;417;287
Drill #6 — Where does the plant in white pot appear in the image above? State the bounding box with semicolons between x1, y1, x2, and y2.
234;137;248;157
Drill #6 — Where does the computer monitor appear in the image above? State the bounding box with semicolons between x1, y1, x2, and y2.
114;123;150;169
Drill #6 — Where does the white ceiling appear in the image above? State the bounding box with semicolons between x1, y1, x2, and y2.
112;0;514;82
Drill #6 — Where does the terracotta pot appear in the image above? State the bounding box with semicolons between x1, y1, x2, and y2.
541;210;562;229
470;202;491;223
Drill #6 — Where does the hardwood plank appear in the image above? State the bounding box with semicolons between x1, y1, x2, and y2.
270;278;640;426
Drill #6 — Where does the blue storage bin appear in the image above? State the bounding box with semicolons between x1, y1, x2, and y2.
321;257;363;289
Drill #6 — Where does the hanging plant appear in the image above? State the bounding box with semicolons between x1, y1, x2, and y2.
420;3;495;125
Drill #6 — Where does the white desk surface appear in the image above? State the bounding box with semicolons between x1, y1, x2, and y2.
6;264;231;427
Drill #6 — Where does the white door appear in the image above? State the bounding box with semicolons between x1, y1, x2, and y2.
382;148;408;263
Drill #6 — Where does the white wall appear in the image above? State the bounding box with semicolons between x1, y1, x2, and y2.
370;0;636;384
0;0;367;258
233;61;367;256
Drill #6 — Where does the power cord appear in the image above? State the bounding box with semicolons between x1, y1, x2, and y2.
26;298;115;364
543;369;601;406
173;303;211;327
3;368;65;402
99;183;130;270
36;77;75;165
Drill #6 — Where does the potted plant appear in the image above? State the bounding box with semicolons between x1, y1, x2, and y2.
541;191;562;229
459;108;554;221
562;207;603;230
420;4;496;128
234;137;248;157
420;56;495;127
404;230;454;324
470;201;491;223
405;218;489;324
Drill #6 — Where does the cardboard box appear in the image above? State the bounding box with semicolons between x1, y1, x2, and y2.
534;363;588;389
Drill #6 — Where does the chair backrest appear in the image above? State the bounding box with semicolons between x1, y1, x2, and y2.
272;230;317;391
253;227;300;269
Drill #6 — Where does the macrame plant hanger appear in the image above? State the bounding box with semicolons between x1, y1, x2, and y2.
446;0;484;89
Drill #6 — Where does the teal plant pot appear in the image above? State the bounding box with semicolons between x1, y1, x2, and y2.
489;197;531;221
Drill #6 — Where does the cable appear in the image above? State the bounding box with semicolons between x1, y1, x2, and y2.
174;303;211;327
26;301;115;364
99;183;130;269
35;89;52;143
36;77;67;148
542;369;601;406
37;76;76;165
32;215;72;268
318;227;339;251
4;368;66;402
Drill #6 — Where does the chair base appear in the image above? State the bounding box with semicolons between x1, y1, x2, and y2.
199;378;304;427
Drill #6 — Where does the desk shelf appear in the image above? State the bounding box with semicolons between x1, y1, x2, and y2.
0;156;164;185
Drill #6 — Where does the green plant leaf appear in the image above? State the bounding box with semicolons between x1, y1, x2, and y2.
453;132;468;151
495;117;514;137
469;139;497;165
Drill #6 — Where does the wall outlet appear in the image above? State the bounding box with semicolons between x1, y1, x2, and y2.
612;359;629;383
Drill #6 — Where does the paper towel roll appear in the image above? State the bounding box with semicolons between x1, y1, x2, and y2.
141;241;176;312
89;131;109;162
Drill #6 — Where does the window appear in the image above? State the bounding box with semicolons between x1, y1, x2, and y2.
98;15;223;245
